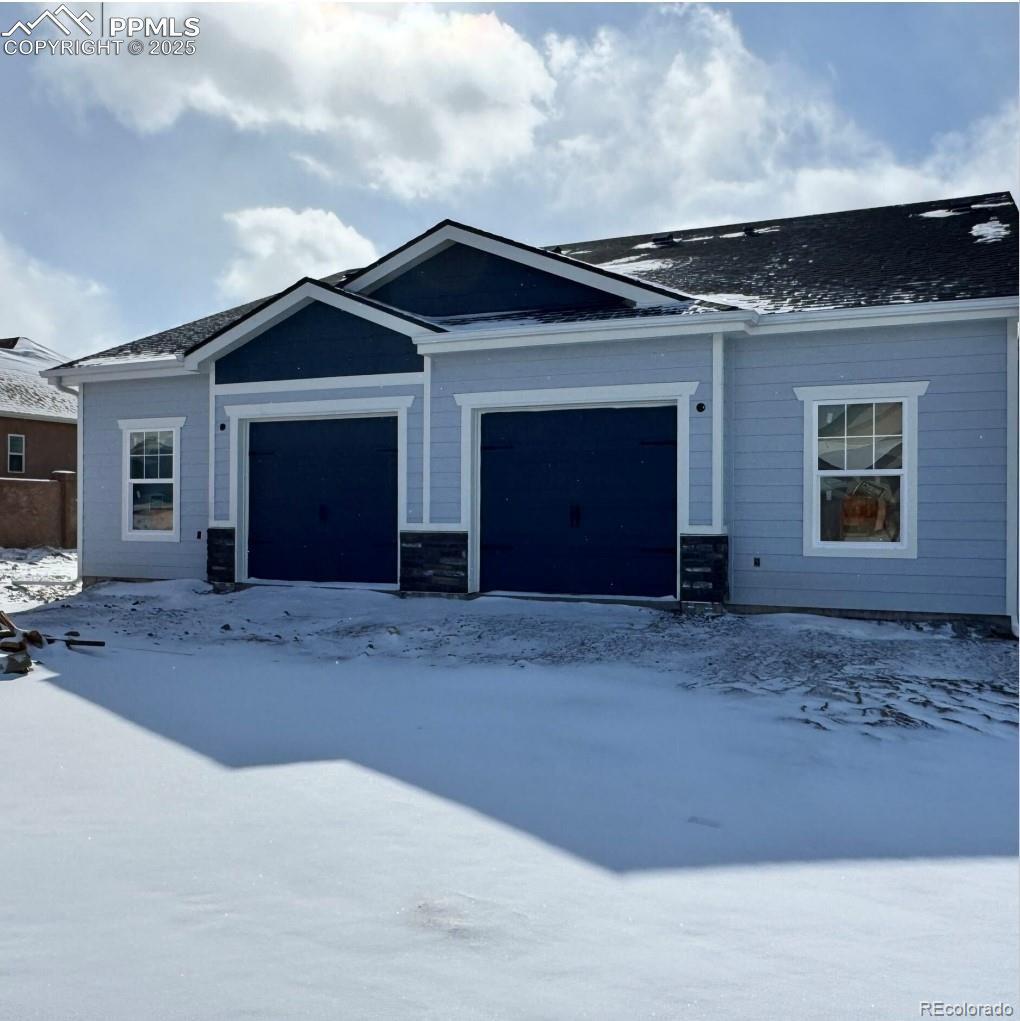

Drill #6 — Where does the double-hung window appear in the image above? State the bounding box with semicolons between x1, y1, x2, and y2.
794;382;929;558
7;434;25;474
118;417;185;541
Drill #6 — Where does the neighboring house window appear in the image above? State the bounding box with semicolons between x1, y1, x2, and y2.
118;417;185;542
793;382;929;559
7;434;25;474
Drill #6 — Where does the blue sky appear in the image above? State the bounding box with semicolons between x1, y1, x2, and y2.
0;2;1016;356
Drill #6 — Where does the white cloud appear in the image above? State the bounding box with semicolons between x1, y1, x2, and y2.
33;4;1017;231
216;207;378;302
0;233;119;358
538;6;1019;233
40;4;554;200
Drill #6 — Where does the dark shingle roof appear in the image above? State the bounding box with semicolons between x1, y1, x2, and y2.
59;192;1017;369
554;192;1018;314
433;299;735;331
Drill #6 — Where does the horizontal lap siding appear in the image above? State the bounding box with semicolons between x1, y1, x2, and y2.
212;383;424;524
82;375;209;579
727;319;1009;615
428;336;714;525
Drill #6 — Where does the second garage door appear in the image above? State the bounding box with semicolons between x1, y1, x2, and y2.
479;406;678;597
246;417;398;584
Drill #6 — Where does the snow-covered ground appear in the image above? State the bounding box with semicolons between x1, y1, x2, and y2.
1;577;1016;1020
0;546;79;612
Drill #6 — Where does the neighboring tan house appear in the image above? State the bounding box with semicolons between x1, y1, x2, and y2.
44;192;1019;628
0;337;77;548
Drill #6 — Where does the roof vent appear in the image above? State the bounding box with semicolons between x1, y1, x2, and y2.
651;233;676;247
549;246;563;254
743;226;757;237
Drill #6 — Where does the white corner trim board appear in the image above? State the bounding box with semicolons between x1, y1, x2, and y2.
117;416;186;543
453;381;700;594
1005;317;1018;634
221;395;416;582
711;333;725;533
794;381;929;560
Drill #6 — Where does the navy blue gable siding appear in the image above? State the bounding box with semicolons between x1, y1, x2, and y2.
368;243;630;317
214;301;423;384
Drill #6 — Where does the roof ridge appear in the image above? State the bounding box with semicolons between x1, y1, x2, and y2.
551;191;1017;250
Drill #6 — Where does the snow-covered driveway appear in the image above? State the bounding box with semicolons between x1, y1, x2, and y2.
1;580;1016;1020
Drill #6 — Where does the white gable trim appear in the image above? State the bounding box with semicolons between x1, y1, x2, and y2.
344;223;681;308
182;281;439;370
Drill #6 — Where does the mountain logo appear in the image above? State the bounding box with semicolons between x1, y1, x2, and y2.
1;5;94;38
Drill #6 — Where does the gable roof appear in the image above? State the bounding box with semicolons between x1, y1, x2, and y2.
52;192;1017;372
341;219;699;306
553;191;1018;314
0;337;77;421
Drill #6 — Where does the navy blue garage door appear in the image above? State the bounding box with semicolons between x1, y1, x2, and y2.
247;417;398;584
480;406;677;597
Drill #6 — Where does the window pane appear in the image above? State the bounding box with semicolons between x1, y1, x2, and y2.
817;438;845;470
8;435;24;454
132;483;174;531
817;404;845;438
130;432;145;455
157;431;174;454
143;454;160;479
158;454;173;479
129;455;144;480
875;402;902;436
874;437;903;469
846;403;874;436
845;437;875;470
143;431;161;454
8;454;23;473
819;476;901;543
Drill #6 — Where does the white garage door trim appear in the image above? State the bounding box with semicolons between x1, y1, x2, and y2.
454;382;699;594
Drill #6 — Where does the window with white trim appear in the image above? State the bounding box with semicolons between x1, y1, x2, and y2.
794;382;928;559
119;418;184;541
7;434;24;474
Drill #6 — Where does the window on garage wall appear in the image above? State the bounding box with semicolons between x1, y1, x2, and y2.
794;382;929;559
118;417;185;542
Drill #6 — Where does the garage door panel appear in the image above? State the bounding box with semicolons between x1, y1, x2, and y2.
480;406;677;597
247;417;397;584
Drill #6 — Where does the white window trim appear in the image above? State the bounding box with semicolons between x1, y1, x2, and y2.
793;382;929;559
118;417;185;542
453;381;699;595
6;433;25;474
221;395;415;585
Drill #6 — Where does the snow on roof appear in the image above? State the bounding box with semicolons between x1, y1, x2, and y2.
970;219;1011;244
56;191;1018;370
0;338;77;421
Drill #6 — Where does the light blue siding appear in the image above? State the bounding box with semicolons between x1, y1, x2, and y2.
726;318;1009;615
81;374;209;579
211;382;424;524
427;336;716;525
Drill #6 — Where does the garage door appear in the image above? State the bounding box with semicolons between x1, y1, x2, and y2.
247;417;398;584
479;406;677;597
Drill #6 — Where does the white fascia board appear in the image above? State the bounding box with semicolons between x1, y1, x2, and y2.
183;282;437;370
345;224;682;308
42;360;193;386
753;296;1018;334
415;311;757;353
0;409;77;424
